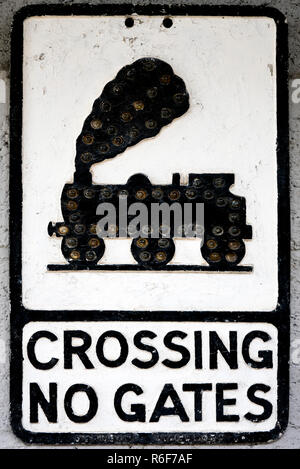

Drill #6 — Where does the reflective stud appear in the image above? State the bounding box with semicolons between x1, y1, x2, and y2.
74;224;86;235
67;201;78;211
139;251;151;262
101;188;112;198
89;238;100;248
212;226;224;236
145;119;157;129
193;178;203;187
161;108;172;119
228;240;241;250
136;238;149;248
229;213;240;223
90;119;103;130
67;188;79;199
100;101;111;112
216;197;227;207
185;189;197;199
58;225;69;236
85;250;97;262
209;252;222;262
118;189;129;198
99;143;110;154
160;74;171;85
168;190;180;201
213;177;225;188
206;239;218;249
112;136;124;146
83;189;95;199
142;225;153;236
69;213;81;223
80;152;93;164
82;134;94;145
70;250;80;260
173;93;186;104
231;199;241;209
225;252;238;263
108;225;118;236
159;225;170;236
147;87;158;98
228;226;241;237
107;125;118;136
89;224;97;234
133;101;144;111
155;251;167;262
121;111;133;122
142;59;156;71
128;127;140;139
126;69;136;81
135;189;147;200
176;225;185;237
158;238;169;248
203;190;214;200
112;84;123;95
66;237;78;248
152;188;164;199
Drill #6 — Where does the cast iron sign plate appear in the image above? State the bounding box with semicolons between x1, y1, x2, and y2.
10;4;289;445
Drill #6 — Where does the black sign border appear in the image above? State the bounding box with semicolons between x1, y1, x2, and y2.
10;3;290;445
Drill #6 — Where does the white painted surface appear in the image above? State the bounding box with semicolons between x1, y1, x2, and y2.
22;322;278;433
0;78;5;104
0;73;8;126
21;15;278;311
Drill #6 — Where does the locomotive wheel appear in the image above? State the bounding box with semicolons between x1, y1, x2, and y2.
131;237;175;267
61;236;105;265
201;237;246;268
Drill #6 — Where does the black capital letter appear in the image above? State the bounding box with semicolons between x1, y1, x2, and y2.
114;383;145;422
132;331;159;369
210;331;238;369
64;330;94;369
242;331;273;368
64;384;98;423
96;331;128;367
183;383;212;421
216;383;239;422
30;382;57;423
150;384;189;422
27;331;58;370
162;331;190;368
194;331;202;369
245;384;273;422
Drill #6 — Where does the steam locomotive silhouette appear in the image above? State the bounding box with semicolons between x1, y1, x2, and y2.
48;58;252;269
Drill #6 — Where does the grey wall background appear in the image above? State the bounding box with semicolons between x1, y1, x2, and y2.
0;0;299;449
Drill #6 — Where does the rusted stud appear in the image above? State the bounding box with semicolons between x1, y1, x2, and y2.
155;251;167;262
66;201;78;211
90;119;103;130
206;239;218;249
67;188;79;199
70;250;80;260
136;238;149;248
225;252;238;263
135;189;147;200
82;134;94;145
209;252;222;262
58;225;69;236
168;190;180;201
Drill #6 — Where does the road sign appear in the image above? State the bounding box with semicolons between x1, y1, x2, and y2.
10;5;289;445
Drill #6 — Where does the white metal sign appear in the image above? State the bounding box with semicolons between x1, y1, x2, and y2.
10;5;289;445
